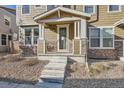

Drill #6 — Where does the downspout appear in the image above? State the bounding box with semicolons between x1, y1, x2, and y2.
88;5;99;23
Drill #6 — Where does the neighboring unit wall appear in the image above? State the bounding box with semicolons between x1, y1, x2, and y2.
85;5;124;59
0;7;17;52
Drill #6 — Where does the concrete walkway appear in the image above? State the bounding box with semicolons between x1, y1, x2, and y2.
39;56;67;88
0;81;62;88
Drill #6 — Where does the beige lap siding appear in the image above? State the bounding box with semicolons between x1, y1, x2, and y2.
115;26;124;40
88;49;118;60
74;39;80;55
45;26;57;41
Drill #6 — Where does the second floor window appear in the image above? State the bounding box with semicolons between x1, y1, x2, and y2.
35;5;41;7
63;5;71;9
22;5;30;14
108;5;121;12
4;19;10;26
84;5;95;14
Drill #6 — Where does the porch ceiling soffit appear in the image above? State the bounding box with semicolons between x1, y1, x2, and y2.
114;18;124;27
33;6;91;22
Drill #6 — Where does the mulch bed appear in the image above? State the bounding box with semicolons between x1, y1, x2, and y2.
0;54;49;84
63;59;124;88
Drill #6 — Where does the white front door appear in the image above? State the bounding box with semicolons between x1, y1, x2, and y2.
57;25;69;52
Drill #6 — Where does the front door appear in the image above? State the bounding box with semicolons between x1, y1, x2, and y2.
58;25;69;52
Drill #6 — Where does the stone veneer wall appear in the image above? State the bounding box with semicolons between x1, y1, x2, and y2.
115;41;123;57
88;49;118;60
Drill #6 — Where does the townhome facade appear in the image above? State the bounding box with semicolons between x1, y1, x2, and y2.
16;5;124;62
0;6;17;52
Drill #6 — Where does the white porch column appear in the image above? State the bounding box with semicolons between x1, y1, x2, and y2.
39;23;45;40
41;23;45;40
39;24;42;40
74;21;80;39
80;19;87;38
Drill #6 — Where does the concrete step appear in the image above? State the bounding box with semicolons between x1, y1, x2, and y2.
44;62;66;69
38;56;67;63
41;71;64;78
41;72;64;77
44;66;65;71
42;69;65;74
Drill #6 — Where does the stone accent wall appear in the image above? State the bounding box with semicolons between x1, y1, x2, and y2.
115;41;123;57
88;49;118;60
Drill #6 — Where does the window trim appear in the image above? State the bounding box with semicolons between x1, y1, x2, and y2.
34;5;41;8
4;15;11;27
107;5;121;13
0;34;12;46
21;5;30;15
83;5;96;14
23;27;39;46
89;26;115;49
34;5;47;10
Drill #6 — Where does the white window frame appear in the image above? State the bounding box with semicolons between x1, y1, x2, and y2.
21;5;30;15
107;5;121;13
24;27;39;46
34;5;41;8
34;5;47;10
4;15;11;27
1;34;8;46
83;5;96;14
89;26;114;49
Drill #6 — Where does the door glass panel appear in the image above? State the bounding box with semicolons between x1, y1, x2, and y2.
59;27;67;49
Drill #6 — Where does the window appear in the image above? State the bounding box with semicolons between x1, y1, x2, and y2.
47;5;55;11
1;34;7;45
108;5;121;12
25;28;32;45
63;5;71;8
35;5;41;7
90;28;100;47
89;27;114;48
103;28;113;47
35;5;46;9
33;28;39;44
22;5;30;14
84;5;95;14
24;27;39;45
8;35;12;41
4;19;10;26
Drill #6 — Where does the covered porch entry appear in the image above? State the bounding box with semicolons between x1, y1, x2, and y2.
34;7;91;62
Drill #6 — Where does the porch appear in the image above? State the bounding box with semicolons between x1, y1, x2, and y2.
33;7;90;63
